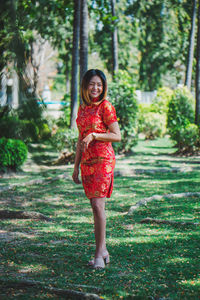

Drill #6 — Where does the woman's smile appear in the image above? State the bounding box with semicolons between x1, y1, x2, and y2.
88;75;103;99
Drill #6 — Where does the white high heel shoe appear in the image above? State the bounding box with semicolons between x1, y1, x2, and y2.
89;253;110;266
93;257;105;269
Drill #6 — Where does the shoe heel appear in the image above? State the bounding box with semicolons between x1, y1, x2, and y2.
104;255;110;264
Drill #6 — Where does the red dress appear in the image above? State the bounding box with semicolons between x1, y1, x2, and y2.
76;99;118;199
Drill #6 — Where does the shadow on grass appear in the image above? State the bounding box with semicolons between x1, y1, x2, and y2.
0;137;200;299
0;211;199;299
28;143;59;166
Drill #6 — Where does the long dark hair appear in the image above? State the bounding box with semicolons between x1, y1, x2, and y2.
81;69;107;105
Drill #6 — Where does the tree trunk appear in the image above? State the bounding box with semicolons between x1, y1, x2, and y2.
70;0;81;129
195;0;200;125
10;0;26;104
111;0;118;79
185;0;197;90
79;0;88;85
66;69;70;95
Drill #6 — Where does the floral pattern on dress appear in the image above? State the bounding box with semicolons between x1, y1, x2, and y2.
76;100;117;199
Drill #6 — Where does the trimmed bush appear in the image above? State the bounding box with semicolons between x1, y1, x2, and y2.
167;87;195;149
151;87;173;114
50;128;78;152
139;110;166;140
138;103;166;140
108;71;138;153
178;124;200;153
0;138;28;170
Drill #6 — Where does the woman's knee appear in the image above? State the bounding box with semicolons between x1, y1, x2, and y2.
91;198;105;217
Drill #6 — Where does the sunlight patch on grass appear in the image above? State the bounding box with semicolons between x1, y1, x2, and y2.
167;257;190;264
179;277;200;287
18;263;48;273
70;216;92;224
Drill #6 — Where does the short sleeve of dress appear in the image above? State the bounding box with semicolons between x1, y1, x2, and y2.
102;100;117;127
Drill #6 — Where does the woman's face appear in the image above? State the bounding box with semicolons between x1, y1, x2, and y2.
88;75;103;99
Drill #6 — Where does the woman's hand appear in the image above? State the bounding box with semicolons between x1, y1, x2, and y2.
72;168;81;184
81;133;94;152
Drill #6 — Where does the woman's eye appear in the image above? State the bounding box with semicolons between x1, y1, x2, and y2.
89;83;102;88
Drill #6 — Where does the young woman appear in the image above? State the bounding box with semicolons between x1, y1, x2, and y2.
72;69;121;269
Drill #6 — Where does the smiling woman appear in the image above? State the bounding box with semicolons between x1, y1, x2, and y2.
88;76;103;99
72;69;121;269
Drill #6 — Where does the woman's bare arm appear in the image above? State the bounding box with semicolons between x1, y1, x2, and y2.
72;133;82;184
82;122;121;151
93;122;121;142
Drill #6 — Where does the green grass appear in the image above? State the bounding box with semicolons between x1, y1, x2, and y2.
0;137;200;299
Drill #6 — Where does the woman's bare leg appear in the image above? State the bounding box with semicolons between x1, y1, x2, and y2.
90;197;108;258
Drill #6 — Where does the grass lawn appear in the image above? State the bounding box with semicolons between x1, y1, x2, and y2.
0;137;199;299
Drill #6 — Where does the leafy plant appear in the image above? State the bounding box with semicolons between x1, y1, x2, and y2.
108;71;138;153
178;124;200;153
0;137;28;170
50;128;78;153
167;87;196;151
17;97;44;122
0;116;39;143
56;93;71;128
151;87;173;114
138;111;166;140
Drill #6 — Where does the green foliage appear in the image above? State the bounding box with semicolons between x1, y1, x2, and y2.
50;128;78;152
138;109;166;140
0;116;39;143
0;97;51;143
167;87;197;151
138;87;173;140
151;87;173;114
0;138;200;299
108;71;138;153
17;97;50;142
178;124;200;153
55;94;71;128
17;97;44;121
0;137;28;170
91;0;139;78
126;0;192;90
39;123;51;140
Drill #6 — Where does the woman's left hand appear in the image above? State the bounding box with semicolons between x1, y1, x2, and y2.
82;133;94;152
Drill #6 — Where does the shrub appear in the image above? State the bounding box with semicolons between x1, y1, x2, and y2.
139;110;166;140
50;128;78;152
178;124;200;152
151;87;173;114
0;96;51;143
0;116;39;143
0;138;28;170
167;87;195;149
138;103;166;139
38;123;51;140
17;96;51;142
17;97;44;122
108;71;138;153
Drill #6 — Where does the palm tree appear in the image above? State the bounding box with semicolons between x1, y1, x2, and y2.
79;0;88;85
195;0;200;125
111;0;118;78
185;0;197;90
70;0;81;128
